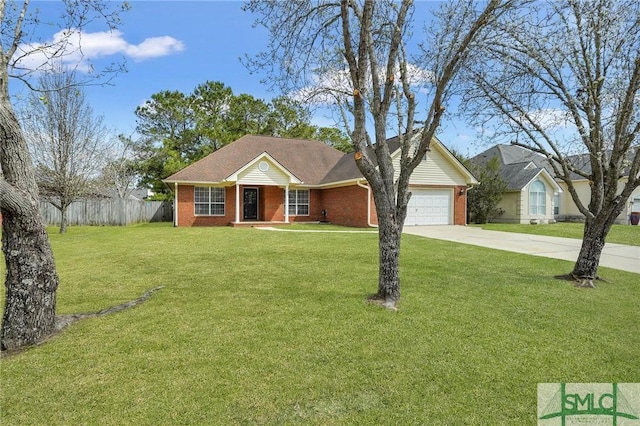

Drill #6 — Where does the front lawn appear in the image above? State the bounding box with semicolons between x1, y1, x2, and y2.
1;223;638;424
477;222;640;246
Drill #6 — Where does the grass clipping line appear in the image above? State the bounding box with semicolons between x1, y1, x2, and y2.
1;286;164;358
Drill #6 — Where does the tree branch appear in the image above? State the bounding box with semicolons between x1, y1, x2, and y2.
0;178;36;216
5;0;30;61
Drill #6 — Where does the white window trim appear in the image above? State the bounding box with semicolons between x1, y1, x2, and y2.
286;189;310;216
194;186;225;216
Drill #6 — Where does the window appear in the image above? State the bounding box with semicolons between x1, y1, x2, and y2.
553;193;560;215
529;180;546;216
287;189;309;216
194;187;225;216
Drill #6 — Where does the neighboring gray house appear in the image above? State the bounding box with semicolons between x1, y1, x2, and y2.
471;144;562;224
471;144;640;224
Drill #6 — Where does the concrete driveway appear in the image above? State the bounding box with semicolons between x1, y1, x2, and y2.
403;225;640;274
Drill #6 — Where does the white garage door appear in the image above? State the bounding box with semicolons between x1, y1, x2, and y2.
405;189;452;226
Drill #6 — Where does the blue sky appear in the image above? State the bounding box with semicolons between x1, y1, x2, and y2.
11;1;480;154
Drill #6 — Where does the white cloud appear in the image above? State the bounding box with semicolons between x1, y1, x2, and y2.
13;29;184;73
291;63;434;105
527;108;572;130
124;36;185;61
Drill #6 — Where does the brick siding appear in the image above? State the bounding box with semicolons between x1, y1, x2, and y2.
318;185;372;228
454;185;467;225
175;183;465;227
177;185;236;226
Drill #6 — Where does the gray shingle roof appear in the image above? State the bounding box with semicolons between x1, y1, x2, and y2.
565;149;638;177
473;144;552;170
501;162;543;191
471;144;555;190
472;144;638;185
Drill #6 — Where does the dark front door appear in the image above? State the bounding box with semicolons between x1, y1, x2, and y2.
243;188;258;220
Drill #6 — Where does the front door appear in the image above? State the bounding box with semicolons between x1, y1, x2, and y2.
243;188;258;220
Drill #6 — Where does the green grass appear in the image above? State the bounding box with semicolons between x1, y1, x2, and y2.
1;223;639;425
476;222;640;246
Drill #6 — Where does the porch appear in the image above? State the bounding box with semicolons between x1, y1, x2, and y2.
230;220;329;228
230;220;289;228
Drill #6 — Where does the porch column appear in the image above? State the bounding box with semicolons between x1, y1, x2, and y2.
174;182;178;227
235;183;240;223
284;184;290;223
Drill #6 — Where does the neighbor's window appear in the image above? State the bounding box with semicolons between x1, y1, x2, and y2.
529;180;546;216
194;187;225;216
287;189;309;215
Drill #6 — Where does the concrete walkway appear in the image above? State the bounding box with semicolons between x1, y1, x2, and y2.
403;226;640;275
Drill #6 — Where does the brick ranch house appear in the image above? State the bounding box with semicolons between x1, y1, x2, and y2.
163;134;478;228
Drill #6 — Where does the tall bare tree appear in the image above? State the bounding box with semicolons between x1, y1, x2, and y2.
21;68;112;233
100;134;138;199
0;0;126;351
245;0;514;309
458;0;640;286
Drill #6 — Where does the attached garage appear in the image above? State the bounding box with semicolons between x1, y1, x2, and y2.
405;188;452;226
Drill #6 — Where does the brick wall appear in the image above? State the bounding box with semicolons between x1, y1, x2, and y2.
176;185;335;225
261;186;283;221
319;185;372;227
177;185;236;226
175;183;468;227
261;187;326;223
454;185;467;225
289;189;325;223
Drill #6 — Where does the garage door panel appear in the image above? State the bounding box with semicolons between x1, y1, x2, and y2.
405;189;452;226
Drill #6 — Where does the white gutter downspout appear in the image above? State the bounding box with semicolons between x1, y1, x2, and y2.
174;182;178;227
284;184;290;223
235;182;240;224
357;180;375;227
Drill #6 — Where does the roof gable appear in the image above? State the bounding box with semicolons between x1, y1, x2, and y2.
227;152;302;185
387;134;479;185
500;162;562;192
501;162;541;190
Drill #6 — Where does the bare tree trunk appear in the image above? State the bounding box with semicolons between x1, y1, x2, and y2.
367;194;401;310
571;215;616;287
376;220;401;307
1;97;59;351
60;203;68;234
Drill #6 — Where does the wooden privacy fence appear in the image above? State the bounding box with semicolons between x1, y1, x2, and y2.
40;199;173;226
